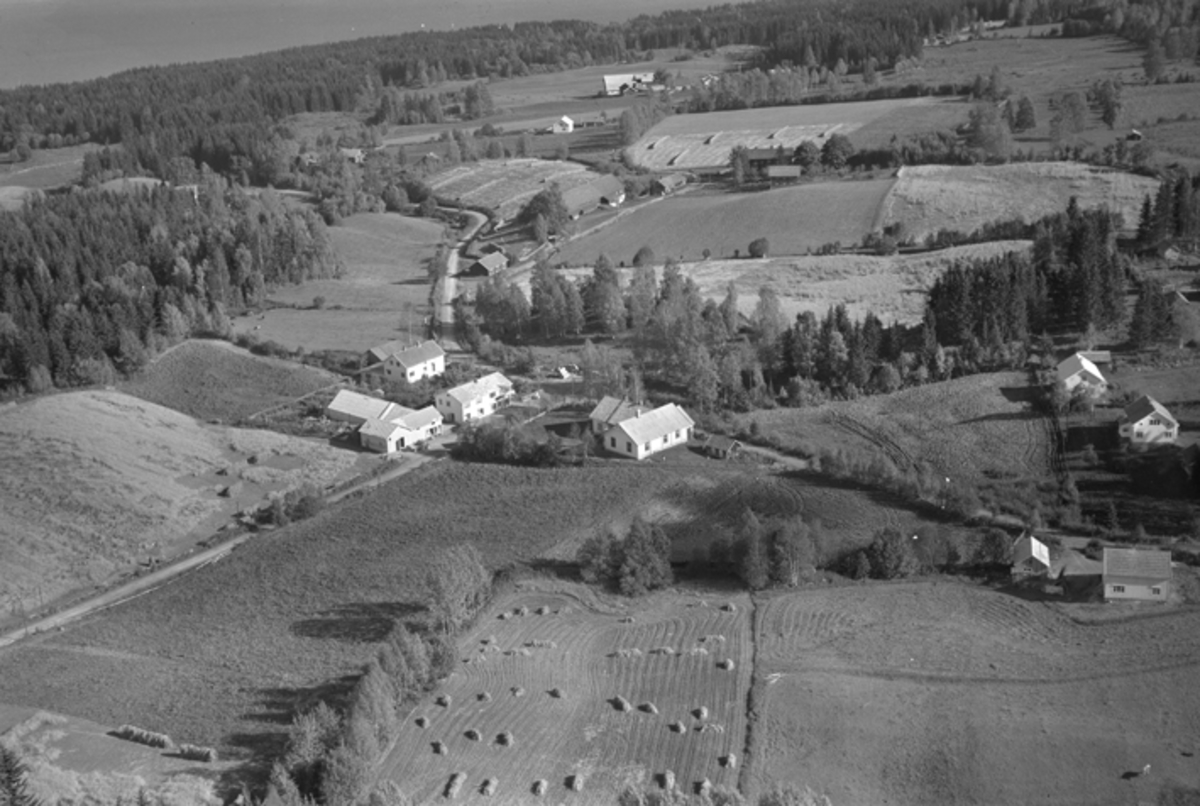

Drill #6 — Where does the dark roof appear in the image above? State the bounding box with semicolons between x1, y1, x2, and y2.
745;147;782;161
1121;395;1176;427
1102;548;1172;580
705;434;742;451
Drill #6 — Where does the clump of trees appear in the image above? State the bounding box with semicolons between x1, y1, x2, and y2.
450;421;567;467
577;517;672;595
1;745;41;806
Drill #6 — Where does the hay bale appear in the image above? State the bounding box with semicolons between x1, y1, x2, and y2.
415;716;430;728
549;687;563;698
684;647;709;656
498;612;510;620
436;694;452;708
568;774;584;792
612;696;632;712
696;779;713;796
650;646;674;656
516;606;529;616
445;773;466;799
535;605;550;615
464;729;482;741
660;770;676;790
481;635;497;645
478;691;492;702
177;744;218;762
620;616;635;623
525;639;557;649
697;723;726;734
693;706;709;720
511;686;525;697
720;603;737;613
532;779;548;796
668;721;685;733
717;659;735;671
432;741;447;755
639;702;659;715
480;778;498;797
610;648;643;659
111;725;173;750
721;753;738;769
495;731;514;747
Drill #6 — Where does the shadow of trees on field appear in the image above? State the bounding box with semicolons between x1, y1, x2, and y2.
290;601;426;643
958;411;1038;425
999;385;1040;404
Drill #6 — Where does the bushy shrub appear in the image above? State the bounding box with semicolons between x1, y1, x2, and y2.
576;517;672;595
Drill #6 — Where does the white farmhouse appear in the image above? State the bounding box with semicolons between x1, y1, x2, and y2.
361;340;445;387
601;403;694;460
588;395;650;435
359;406;443;453
1102;547;1172;602
1011;533;1051;578
1056;352;1107;396
1118;395;1178;444
551;115;574;134
435;372;514;424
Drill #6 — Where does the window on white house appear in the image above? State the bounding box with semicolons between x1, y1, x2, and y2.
1152;587;1161;595
610;437;616;447
626;441;633;452
1150;417;1160;426
1112;585;1125;593
644;442;651;451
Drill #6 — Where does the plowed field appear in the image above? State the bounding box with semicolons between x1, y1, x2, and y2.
383;590;752;804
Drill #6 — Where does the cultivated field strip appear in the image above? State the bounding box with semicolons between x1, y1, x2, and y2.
382;593;753;804
427;159;601;221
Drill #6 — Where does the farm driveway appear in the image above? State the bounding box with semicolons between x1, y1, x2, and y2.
440;210;488;353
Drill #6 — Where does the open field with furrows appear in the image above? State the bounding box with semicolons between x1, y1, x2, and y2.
0;706;235;806
382;588;751;804
883;162;1160;240
0;457;935;763
427;159;603;221
120;340;339;422
737;371;1049;487
0;144;99;190
230;212;444;353
627;98;931;171
0;390;363;628
750;581;1200;805
553;179;895;265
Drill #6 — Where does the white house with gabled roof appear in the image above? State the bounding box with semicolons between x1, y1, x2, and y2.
1011;532;1051;578
435;372;513;424
359;405;443;453
361;340;445;387
1118;395;1178;444
326;389;403;426
602;403;694;460
1102;547;1172;601
1056;353;1107;396
588;395;651;435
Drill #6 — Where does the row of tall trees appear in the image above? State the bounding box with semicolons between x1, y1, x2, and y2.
0;182;339;390
1137;173;1200;245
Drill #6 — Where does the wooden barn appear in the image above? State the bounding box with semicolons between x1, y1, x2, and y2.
703;434;742;459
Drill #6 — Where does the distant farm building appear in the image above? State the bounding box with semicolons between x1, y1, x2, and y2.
745;147;787;171
651;174;687;195
461;252;509;277
358;405;443;453
601;403;694;460
1056;353;1107;396
326;389;404;427
1102;548;1172;602
562;175;626;218
602;73;655;96
588;395;650;435
360;340;445;387
551;116;575;134
340;147;366;164
703;434;742;459
1118;395;1178;444
435;372;514;424
1011;533;1051;578
766;165;802;184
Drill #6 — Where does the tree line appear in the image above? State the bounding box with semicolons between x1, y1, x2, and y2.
0;182;339;392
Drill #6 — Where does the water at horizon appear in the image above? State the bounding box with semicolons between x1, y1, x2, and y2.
0;0;713;89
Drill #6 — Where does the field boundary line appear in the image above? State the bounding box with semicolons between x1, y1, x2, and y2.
738;594;762;796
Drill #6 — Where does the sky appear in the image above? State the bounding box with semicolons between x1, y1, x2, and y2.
0;0;709;88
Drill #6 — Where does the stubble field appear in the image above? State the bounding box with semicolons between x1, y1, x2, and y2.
427;159;605;221
381;588;752;805
231;212;445;353
751;581;1200;805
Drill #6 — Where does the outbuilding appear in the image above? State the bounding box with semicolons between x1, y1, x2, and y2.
703;434;742;459
1102;547;1171;601
1056;353;1107;396
551;116;575;134
1011;533;1051;578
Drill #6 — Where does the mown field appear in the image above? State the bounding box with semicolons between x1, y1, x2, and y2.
883;162;1159;240
0;144;99;190
0;390;361;628
121;340;338;422
427;159;602;221
751;581;1200;805
230;212;445;353
553;179;895;265
737;371;1049;488
382;587;752;804
0;453;944;767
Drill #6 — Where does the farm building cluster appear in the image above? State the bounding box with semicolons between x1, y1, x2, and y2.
588;396;695;460
1012;533;1175;603
1055;352;1180;445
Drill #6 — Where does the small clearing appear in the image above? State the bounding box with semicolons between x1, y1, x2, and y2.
120;340;338;423
427;159;605;222
0;144;99;190
883;162;1159;240
0;390;360;622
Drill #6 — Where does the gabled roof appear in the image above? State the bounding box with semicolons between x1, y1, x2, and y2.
1012;533;1050;568
1121;395;1176;427
705;434;742;451
603;73;654;93
1102;547;1172;581
367;339;417;363
563;175;625;214
589;396;650;426
442;372;513;405
1056;353;1105;385
327;389;401;422
471;252;509;273
389;340;445;370
360;417;405;439
559;115;574;124
611;403;694;445
1077;350;1111;364
396;406;442;430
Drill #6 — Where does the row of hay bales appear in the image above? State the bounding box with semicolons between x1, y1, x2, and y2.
109;725;218;762
442;773;583;798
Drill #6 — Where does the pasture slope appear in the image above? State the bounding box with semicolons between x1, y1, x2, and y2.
0;390;359;628
427;159;603;222
884;162;1159;240
382;587;752;804
231;212;445;354
740;371;1049;486
750;582;1200;805
120;339;338;422
553;180;895;266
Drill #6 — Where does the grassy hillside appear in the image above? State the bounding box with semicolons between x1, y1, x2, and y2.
0;390;360;623
120;339;338;422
